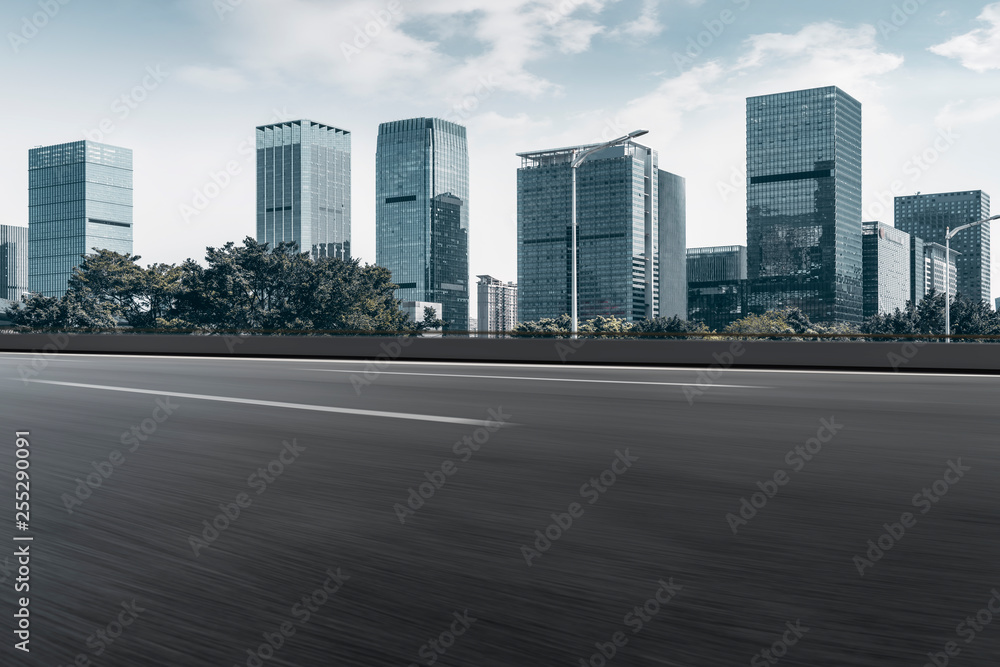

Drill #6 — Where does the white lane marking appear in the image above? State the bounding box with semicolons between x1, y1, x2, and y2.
303;368;765;389
4;353;1000;379
26;381;509;427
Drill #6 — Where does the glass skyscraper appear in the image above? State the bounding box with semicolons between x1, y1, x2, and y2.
28;141;133;297
908;235;927;306
746;86;863;325
376;118;469;332
516;141;684;323
894;191;990;303
1;224;29;303
687;245;747;330
862;222;910;318
256;120;351;261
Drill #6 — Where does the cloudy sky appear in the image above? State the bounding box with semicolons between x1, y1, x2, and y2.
3;0;1000;309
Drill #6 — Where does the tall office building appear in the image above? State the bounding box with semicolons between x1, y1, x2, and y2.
908;235;927;307
28;141;133;297
862;222;910;318
516;140;685;322
924;243;959;298
746;86;863;324
659;171;688;319
376;118;469;331
894;191;990;303
1;225;29;303
687;245;747;330
477;275;518;337
257;120;351;261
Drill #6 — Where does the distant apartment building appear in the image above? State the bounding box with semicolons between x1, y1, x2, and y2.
516;140;685;323
376;118;469;332
687;245;747;331
862;222;910;318
894;191;990;303
746;86;864;325
28;141;133;297
256;120;351;261
477;275;518;337
924;243;959;298
0;225;29;303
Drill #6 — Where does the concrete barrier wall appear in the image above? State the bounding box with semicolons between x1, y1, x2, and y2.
2;333;998;373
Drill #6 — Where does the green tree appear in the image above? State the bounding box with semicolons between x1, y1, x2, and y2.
415;306;446;333
631;316;712;340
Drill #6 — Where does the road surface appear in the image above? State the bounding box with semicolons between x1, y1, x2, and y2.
0;352;998;666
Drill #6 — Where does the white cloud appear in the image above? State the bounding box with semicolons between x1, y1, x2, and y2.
175;65;249;93
930;3;1000;72
196;0;617;102
609;0;664;43
936;97;1000;126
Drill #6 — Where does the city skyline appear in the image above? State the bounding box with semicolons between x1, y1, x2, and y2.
4;1;1000;315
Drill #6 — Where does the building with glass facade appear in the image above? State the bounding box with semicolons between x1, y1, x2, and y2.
477;275;518;337
28;141;133;297
746;86;863;325
862;222;910;318
1;225;29;303
376;118;469;332
256;120;351;261
894;191;990;303
908;235;927;307
687;245;747;330
516;140;685;323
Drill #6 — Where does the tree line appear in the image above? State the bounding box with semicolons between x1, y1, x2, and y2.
7;239;999;341
513;292;1000;341
4;239;437;334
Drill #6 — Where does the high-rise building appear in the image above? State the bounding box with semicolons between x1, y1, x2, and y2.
516;140;684;322
687;245;747;330
908;235;927;307
924;243;959;298
659;171;688;319
28;141;133;297
376;118;469;331
746;86;863;324
0;225;29;303
477;275;518;337
256;120;351;261
862;222;911;318
894;191;990;303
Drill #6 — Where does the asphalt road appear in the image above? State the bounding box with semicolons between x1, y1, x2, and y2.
1;353;999;666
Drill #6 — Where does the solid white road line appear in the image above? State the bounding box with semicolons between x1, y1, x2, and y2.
26;380;509;427
303;368;766;389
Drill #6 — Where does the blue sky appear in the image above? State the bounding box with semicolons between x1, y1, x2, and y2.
3;0;1000;308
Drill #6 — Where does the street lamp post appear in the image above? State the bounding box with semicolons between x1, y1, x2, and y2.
570;129;649;338
944;214;1000;342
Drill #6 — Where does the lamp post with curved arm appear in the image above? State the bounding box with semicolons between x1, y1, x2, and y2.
944;214;1000;342
570;129;649;338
